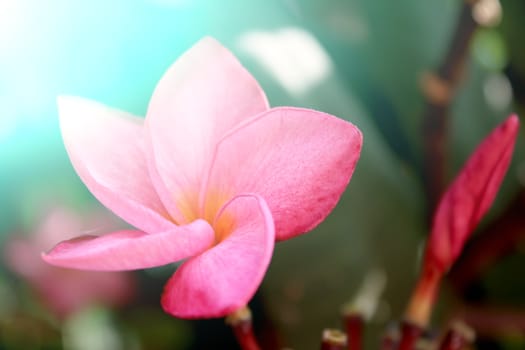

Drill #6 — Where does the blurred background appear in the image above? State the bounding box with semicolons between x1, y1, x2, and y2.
1;0;525;349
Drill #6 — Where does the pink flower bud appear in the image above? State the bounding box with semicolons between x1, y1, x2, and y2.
405;115;519;328
425;114;520;274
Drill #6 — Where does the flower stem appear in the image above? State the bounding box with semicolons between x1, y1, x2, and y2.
438;321;475;350
343;312;363;350
405;265;442;327
321;329;347;350
226;307;261;350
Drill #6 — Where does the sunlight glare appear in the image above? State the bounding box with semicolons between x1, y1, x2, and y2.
238;27;332;96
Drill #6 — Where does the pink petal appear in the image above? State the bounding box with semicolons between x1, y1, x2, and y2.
145;37;269;224
42;219;214;271
202;107;363;241
161;194;275;318
425;115;520;272
58;96;173;234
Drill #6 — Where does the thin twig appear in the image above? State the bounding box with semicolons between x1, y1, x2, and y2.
226;307;262;350
454;304;525;337
421;1;480;216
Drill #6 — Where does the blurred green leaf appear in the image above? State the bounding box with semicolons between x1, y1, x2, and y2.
472;29;508;72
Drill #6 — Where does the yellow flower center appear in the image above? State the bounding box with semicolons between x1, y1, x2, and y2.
178;190;236;244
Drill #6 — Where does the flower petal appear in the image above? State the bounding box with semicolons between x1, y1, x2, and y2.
161;194;275;318
426;115;520;272
42;219;214;271
58;96;173;233
203;107;363;240
145;37;269;224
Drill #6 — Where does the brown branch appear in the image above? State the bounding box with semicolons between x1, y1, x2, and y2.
453;304;525;337
421;1;480;216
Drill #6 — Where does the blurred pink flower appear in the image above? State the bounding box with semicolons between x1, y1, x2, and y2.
5;208;135;319
43;37;363;318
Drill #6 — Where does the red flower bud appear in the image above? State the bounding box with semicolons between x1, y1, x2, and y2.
405;115;520;327
424;114;519;274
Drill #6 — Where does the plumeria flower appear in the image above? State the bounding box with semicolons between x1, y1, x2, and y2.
42;37;363;318
5;207;134;319
405;115;520;327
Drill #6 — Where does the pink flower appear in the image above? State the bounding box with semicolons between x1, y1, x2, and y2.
5;207;134;319
424;114;520;274
42;37;363;318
